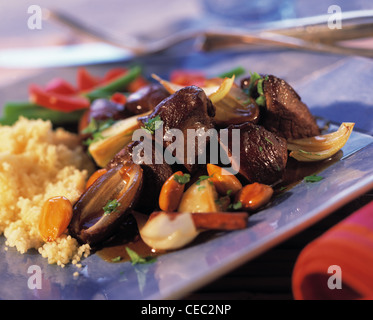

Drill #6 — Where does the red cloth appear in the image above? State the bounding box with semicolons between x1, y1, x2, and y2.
292;200;373;300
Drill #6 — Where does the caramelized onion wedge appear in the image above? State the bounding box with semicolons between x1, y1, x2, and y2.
88;113;147;168
69;162;143;245
151;74;234;104
205;78;260;126
208;76;235;104
288;122;354;162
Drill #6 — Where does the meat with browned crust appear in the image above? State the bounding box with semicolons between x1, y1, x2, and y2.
241;75;320;139
220;122;288;185
138;85;216;173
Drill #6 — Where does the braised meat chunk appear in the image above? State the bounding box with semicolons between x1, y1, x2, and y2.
138;85;216;173
241;75;320;139
220;122;288;185
89;98;130;121
125;83;170;115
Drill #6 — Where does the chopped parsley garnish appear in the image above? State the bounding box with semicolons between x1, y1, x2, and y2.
264;137;274;145
243;72;268;107
81;118;98;135
257;76;265;95
83;132;104;146
125;247;156;265
82;118;115;146
103;199;121;215
142;115;163;135
247;72;262;95
82;117;115;135
218;66;246;79
228;201;242;210
197;185;206;191
255;95;266;107
173;173;191;185
112;256;122;262
196;175;214;185
304;174;323;183
215;190;233;206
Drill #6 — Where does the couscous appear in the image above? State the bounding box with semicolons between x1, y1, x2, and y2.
0;117;94;266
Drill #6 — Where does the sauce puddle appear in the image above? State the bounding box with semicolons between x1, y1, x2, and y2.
95;215;164;263
96;235;162;263
274;151;342;193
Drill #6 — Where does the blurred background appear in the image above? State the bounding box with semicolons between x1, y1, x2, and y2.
1;0;373;129
0;1;371;45
0;0;371;98
0;0;372;88
1;0;372;42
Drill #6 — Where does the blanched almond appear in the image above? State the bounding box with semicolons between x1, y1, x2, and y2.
207;163;242;196
235;183;273;212
39;196;73;242
159;171;188;212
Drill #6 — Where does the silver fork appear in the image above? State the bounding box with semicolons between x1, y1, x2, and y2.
48;9;373;58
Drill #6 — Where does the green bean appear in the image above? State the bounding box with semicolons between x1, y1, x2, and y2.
218;66;246;79
84;65;142;101
0;65;143;127
0;102;84;126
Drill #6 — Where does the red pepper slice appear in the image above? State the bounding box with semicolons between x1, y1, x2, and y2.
103;68;128;83
77;68;100;92
110;92;127;105
127;76;148;92
29;84;90;112
45;78;78;95
170;69;206;87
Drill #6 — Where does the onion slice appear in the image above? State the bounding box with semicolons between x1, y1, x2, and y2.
88;113;145;167
151;73;234;104
287;122;355;161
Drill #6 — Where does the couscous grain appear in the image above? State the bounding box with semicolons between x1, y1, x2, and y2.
0;117;95;266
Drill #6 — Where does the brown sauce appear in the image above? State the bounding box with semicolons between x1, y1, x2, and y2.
95;214;164;263
274;150;342;194
96;151;343;263
96;235;162;263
